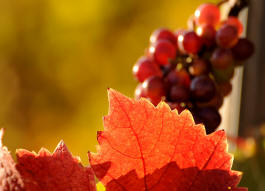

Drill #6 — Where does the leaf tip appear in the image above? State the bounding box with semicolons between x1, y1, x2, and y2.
107;88;116;96
54;140;70;155
214;129;226;137
107;88;123;105
179;109;196;123
16;148;34;158
156;101;171;110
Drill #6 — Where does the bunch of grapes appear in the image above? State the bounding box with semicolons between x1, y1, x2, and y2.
132;3;254;134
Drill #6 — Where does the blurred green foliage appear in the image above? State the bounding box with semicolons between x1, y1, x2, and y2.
235;146;265;191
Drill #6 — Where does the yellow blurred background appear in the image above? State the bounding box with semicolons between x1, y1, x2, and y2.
0;0;218;163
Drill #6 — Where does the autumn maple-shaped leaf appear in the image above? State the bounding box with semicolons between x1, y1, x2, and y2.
0;129;25;191
16;141;96;191
89;89;247;191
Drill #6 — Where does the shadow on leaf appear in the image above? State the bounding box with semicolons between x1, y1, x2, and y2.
93;162;246;191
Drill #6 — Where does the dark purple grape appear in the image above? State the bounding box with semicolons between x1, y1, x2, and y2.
218;82;232;97
232;38;254;61
192;107;221;134
216;24;238;48
165;69;191;88
190;76;216;102
196;92;224;109
189;59;210;76
211;48;234;69
169;85;189;102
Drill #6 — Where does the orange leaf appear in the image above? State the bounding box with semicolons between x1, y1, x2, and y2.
89;89;247;191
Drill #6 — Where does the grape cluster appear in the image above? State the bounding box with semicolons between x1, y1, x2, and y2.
132;3;254;134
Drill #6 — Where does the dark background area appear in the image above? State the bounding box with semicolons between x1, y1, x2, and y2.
240;0;265;135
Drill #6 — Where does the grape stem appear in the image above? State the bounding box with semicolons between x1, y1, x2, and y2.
228;0;249;16
218;0;249;16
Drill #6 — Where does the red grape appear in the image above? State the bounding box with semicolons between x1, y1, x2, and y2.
196;24;216;47
232;38;254;61
190;76;216;102
211;48;234;69
149;40;177;65
222;17;243;36
194;3;221;27
178;31;202;54
189;59;210;76
132;57;162;82
216;25;238;48
150;28;177;45
165;69;191;88
169;85;190;102
142;76;166;105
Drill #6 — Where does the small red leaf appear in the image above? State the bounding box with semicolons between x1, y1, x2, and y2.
16;141;96;191
89;89;247;191
0;129;25;191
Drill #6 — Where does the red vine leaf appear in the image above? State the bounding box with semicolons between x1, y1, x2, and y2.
89;89;247;191
0;129;25;191
16;141;96;191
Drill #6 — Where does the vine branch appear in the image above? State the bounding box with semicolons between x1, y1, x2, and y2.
228;0;249;16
